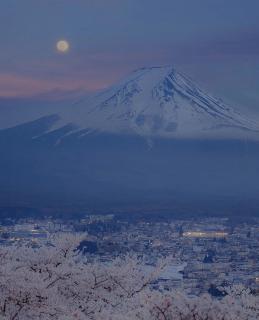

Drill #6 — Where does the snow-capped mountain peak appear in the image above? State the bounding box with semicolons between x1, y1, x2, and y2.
64;65;258;139
3;66;258;140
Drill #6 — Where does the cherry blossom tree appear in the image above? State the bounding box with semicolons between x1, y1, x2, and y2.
0;233;258;320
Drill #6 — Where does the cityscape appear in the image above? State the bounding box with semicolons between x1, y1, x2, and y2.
1;214;259;296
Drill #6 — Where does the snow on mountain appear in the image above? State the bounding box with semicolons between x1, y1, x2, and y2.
51;66;258;139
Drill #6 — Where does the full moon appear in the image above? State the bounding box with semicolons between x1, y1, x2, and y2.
56;40;70;53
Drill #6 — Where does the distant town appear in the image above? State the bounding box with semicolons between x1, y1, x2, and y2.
1;214;259;296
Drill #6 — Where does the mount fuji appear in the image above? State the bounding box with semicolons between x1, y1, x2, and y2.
65;66;258;139
0;66;259;216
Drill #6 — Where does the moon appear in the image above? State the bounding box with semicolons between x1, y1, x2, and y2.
56;40;70;53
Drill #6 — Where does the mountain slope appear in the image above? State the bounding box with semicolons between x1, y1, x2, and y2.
54;66;259;140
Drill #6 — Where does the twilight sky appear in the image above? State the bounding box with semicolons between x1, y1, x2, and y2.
0;0;259;115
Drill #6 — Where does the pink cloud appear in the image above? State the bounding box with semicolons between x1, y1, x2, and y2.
0;73;109;99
